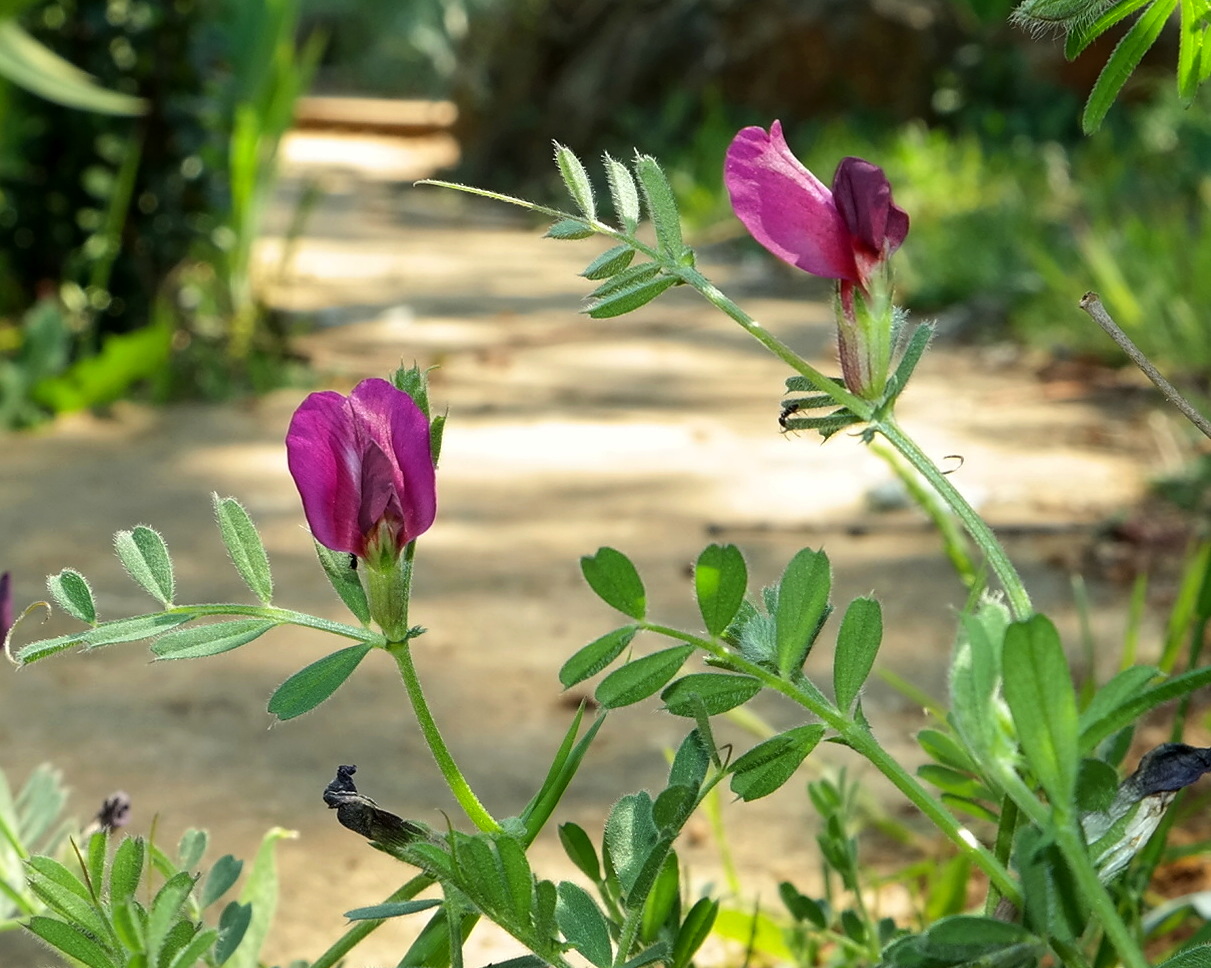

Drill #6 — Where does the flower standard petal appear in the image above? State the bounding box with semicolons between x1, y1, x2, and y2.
287;390;366;555
724;121;859;282
347;378;436;547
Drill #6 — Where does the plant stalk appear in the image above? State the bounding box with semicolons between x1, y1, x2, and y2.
389;641;501;834
675;267;1034;621
644;623;1022;906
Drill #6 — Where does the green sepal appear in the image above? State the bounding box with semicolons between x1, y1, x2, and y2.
113;525;175;606
212;494;273;604
884;323;934;405
392;364;433;416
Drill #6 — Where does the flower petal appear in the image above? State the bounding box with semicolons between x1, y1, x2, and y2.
724;121;859;282
831;156;909;259
347;379;437;544
286;390;365;554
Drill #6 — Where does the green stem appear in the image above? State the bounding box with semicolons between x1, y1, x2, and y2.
993;768;1145;967
677;266;871;418
389;641;502;834
643;623;1021;906
1053;823;1147;968
875;418;1032;620
869;440;979;591
165;603;380;642
670;267;1034;621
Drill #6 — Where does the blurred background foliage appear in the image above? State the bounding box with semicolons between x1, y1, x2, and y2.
0;0;317;427
1;0;1209;428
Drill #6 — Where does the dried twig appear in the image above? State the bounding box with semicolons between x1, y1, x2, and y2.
1079;292;1211;440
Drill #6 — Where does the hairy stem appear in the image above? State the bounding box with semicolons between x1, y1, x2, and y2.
389;642;501;834
643;623;1022;906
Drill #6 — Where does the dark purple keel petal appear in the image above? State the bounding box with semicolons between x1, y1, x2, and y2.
357;438;404;540
286;390;365;555
724;121;859;282
832;156;909;258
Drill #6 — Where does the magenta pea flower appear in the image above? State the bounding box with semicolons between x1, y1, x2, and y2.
725;121;909;398
724;120;908;290
286;378;437;569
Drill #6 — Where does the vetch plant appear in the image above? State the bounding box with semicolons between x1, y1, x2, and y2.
7;114;1211;968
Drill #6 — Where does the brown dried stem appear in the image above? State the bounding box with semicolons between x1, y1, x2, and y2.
1079;291;1211;440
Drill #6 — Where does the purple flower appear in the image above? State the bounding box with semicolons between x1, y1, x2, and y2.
1;571;12;644
723;121;908;291
286;379;436;565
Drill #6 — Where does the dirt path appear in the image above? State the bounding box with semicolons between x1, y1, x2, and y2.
0;135;1177;965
